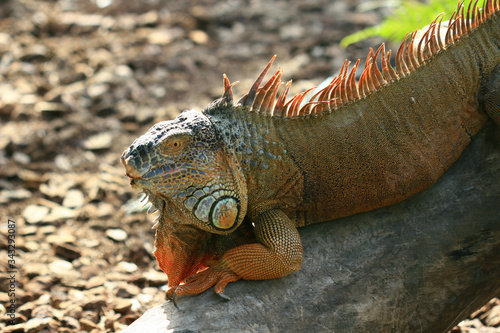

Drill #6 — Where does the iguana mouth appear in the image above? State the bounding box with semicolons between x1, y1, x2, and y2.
126;173;143;180
140;164;206;180
122;150;204;181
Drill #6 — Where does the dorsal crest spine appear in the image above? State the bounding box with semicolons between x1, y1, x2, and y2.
220;0;499;118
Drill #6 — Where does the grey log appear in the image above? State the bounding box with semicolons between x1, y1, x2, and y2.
123;122;500;333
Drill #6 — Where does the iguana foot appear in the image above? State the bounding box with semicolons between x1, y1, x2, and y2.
169;266;239;305
166;266;237;307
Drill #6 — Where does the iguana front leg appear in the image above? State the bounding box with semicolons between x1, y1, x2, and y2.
169;209;303;301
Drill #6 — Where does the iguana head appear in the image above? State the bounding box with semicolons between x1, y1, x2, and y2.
121;109;247;235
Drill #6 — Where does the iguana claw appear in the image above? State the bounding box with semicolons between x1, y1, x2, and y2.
216;291;231;301
172;292;179;308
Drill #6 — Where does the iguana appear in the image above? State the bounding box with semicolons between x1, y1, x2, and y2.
121;0;500;305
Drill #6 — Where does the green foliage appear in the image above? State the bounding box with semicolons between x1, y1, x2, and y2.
340;0;461;48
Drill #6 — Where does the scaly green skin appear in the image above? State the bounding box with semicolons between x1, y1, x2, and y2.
121;0;500;303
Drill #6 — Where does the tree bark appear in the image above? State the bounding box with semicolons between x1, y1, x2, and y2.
123;122;500;333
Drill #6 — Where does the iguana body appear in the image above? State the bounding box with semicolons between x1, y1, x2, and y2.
121;0;500;303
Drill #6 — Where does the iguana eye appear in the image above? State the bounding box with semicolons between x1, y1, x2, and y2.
160;135;189;155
